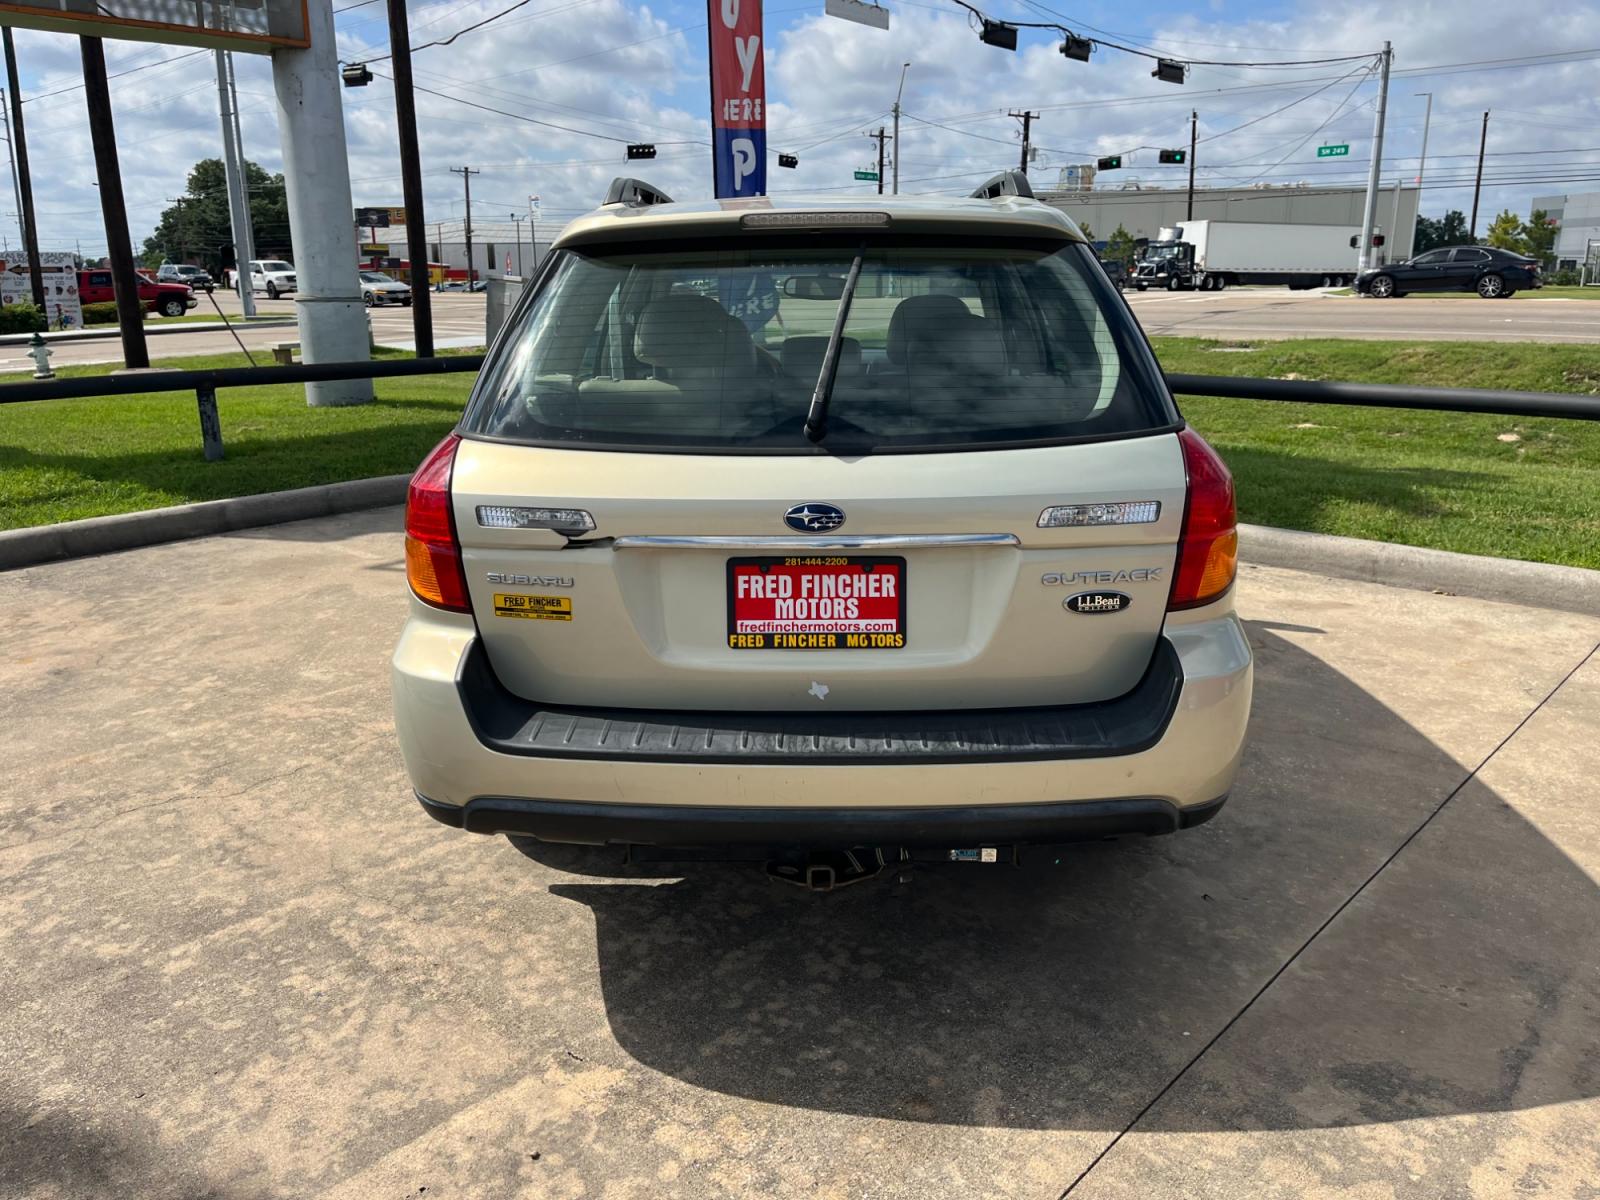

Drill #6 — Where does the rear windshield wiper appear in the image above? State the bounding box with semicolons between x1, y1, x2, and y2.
803;246;866;444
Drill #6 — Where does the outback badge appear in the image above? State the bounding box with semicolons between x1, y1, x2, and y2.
1064;590;1131;615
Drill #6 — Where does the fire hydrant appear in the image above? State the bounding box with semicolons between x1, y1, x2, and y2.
26;332;55;380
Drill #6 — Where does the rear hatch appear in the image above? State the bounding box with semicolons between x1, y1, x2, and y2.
450;224;1186;712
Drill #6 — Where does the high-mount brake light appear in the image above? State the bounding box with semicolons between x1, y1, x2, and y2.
739;211;891;229
1168;429;1238;610
404;434;471;612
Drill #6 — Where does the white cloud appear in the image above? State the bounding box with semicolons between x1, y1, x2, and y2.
7;0;1600;256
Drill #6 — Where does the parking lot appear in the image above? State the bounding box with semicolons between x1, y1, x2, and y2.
3;508;1597;1197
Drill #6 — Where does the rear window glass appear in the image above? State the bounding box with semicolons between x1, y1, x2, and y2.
463;237;1173;453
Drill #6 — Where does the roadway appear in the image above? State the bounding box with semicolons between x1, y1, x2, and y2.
0;291;489;373
8;287;1600;377
1124;286;1600;343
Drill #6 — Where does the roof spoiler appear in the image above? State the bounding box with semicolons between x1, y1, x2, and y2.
970;170;1035;200
603;177;673;207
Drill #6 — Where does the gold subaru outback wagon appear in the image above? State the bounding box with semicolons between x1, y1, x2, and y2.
392;173;1252;877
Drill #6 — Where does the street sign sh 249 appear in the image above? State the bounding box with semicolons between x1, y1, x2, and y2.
1316;144;1350;158
708;0;766;198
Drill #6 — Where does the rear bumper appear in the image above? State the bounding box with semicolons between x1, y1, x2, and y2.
391;603;1252;839
417;791;1227;846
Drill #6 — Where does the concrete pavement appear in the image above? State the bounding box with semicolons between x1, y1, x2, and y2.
2;509;1598;1198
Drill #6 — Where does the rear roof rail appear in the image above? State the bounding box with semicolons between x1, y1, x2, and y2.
970;170;1036;200
603;177;674;207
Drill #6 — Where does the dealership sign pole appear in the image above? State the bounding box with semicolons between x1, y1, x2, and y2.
708;0;766;198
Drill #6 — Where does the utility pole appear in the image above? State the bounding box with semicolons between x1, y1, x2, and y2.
892;62;909;195
867;127;888;195
509;212;525;276
1388;177;1402;264
225;51;256;313
1186;109;1198;220
80;36;148;368
1;88;23;257
215;49;256;316
1356;41;1392;275
1010;110;1038;175
3;29;45;309
1413;92;1433;188
450;166;478;284
388;0;434;355
1469;110;1490;241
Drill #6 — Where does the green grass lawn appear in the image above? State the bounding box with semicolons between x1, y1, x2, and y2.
1156;337;1600;569
3;336;1599;570
1;350;472;529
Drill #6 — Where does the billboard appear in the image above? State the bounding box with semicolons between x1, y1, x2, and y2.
708;0;765;198
2;252;82;330
0;0;309;52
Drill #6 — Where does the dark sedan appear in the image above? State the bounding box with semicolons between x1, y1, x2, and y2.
1356;245;1542;299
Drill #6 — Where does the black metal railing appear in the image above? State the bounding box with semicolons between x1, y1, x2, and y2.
0;356;486;461
4;358;1599;464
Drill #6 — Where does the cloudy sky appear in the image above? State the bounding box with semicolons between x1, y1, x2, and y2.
7;0;1600;257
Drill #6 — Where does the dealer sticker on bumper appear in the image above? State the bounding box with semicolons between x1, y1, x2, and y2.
727;556;906;650
493;593;572;621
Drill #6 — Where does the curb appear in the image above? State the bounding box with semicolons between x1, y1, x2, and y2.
1240;523;1600;617
5;488;1599;619
0;475;409;572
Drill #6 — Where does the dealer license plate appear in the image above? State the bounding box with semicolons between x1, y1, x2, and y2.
726;556;907;651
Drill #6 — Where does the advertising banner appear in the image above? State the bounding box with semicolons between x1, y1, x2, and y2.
708;0;766;198
1;252;82;330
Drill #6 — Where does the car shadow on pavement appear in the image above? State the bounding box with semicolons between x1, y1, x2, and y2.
541;623;1599;1132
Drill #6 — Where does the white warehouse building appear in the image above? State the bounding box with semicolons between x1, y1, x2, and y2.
1530;192;1600;271
1038;181;1421;263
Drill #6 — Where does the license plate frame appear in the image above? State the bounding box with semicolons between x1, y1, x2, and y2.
726;555;907;651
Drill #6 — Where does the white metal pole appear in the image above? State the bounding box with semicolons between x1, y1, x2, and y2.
892;62;909;195
271;0;373;405
1387;177;1402;265
1413;92;1432;189
226;51;256;316
0;90;25;254
1356;42;1391;275
215;50;256;315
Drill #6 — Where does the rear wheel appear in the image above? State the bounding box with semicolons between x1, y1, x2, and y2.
1368;274;1396;298
1477;273;1506;298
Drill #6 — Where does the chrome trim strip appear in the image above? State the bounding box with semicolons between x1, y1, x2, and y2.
612;533;1021;550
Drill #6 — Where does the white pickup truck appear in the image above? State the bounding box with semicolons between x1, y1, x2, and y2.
247;259;297;298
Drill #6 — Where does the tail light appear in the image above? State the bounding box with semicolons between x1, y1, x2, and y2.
405;433;471;612
1168;428;1238;610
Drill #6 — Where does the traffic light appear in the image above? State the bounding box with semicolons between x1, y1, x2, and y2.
1097;155;1122;171
1059;35;1092;61
778;153;798;169
627;143;657;160
1350;235;1359;248
1372;234;1386;246
1152;58;1185;84
1158;149;1186;165
341;62;372;87
978;19;1018;50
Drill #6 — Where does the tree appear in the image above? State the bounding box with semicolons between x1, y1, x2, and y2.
1485;209;1530;254
1412;209;1473;255
1103;223;1139;267
142;158;291;274
1522;209;1559;265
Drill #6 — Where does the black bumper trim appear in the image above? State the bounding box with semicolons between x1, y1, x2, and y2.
456;637;1183;766
415;792;1227;847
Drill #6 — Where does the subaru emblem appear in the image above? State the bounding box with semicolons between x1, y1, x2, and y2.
783;503;846;533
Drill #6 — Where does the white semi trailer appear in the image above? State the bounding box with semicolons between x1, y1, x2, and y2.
1131;220;1372;291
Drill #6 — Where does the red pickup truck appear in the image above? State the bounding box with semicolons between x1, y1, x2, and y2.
77;269;198;318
